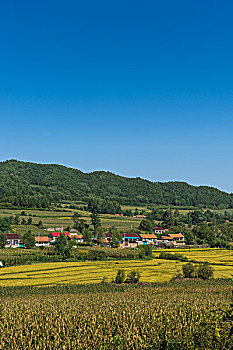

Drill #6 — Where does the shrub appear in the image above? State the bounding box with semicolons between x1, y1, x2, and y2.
182;262;197;278
138;244;153;258
197;262;214;280
159;251;188;262
125;271;141;284
115;269;125;284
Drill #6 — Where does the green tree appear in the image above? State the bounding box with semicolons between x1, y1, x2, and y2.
115;269;125;284
73;212;89;233
54;233;67;255
27;217;32;225
0;217;11;232
109;227;122;248
72;212;81;226
138;219;153;232
14;215;20;225
125;271;141;283
82;228;94;244
23;230;35;248
95;227;105;243
138;244;153;258
184;230;195;245
0;232;7;248
21;218;26;225
182;262;196;278
90;212;101;234
162;208;175;228
37;220;43;229
197;262;214;279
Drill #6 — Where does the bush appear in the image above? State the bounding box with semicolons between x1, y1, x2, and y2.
159;252;188;262
197;262;214;280
115;270;125;284
125;271;141;284
182;262;197;278
138;245;153;258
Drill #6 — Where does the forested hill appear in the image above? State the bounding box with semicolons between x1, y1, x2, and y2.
0;159;232;209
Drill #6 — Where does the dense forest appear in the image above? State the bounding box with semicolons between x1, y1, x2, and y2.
0;159;232;209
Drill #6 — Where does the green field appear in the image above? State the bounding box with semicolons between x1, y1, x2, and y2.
0;249;232;286
0;208;142;234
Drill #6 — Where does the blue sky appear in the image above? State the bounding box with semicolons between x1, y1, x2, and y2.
0;0;233;192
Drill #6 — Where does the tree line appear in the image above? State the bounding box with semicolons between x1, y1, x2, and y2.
0;160;233;209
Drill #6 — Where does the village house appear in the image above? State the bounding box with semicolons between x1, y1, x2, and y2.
105;232;140;248
153;227;166;234
138;233;157;245
48;232;70;240
67;234;84;243
35;236;50;247
161;233;184;245
120;233;140;248
4;233;22;248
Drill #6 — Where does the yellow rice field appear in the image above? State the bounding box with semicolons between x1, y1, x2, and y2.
0;249;232;286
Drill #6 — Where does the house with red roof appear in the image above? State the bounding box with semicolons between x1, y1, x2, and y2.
121;233;140;248
105;232;140;248
153;227;166;234
4;233;22;248
48;232;70;240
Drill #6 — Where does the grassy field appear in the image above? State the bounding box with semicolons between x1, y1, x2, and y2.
0;280;232;349
0;248;232;286
0;208;142;234
1;206;232;237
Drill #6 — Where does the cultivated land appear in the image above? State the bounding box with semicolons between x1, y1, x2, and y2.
0;207;144;235
0;280;232;349
0;249;232;286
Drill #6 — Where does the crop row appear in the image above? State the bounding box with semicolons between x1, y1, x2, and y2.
0;280;232;349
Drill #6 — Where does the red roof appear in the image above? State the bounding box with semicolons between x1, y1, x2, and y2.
153;227;165;231
121;233;139;238
49;232;70;237
5;233;21;240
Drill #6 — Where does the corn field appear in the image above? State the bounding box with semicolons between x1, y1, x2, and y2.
0;279;232;349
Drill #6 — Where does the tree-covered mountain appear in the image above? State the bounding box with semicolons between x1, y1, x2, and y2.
0;159;232;209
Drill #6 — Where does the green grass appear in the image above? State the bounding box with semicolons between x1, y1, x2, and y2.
0;208;143;235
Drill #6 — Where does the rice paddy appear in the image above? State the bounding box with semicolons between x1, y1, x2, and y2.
0;248;232;286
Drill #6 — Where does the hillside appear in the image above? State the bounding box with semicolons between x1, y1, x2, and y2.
0;159;232;209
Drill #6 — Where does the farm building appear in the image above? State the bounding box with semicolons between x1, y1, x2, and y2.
35;236;51;247
105;232;140;248
48;232;70;240
161;233;184;245
4;233;22;248
138;233;157;245
153;227;166;234
67;234;84;243
120;233;140;248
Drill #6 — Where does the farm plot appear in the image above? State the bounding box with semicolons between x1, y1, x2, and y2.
0;248;232;286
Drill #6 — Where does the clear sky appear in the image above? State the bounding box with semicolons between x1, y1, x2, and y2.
0;0;233;192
